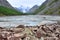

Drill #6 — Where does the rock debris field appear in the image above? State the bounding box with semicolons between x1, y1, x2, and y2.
0;21;60;40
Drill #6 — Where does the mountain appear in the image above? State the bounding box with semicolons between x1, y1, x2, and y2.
0;0;23;16
0;0;13;8
15;6;30;13
34;0;60;15
27;5;39;13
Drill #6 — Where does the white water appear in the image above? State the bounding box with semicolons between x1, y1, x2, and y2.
0;15;60;27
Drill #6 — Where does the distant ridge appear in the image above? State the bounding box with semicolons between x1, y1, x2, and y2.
27;5;39;13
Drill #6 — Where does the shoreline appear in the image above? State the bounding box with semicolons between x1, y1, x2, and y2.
0;15;60;17
0;20;59;28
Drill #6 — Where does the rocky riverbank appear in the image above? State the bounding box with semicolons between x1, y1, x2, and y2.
0;21;60;40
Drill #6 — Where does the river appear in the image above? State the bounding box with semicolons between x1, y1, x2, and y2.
0;15;60;27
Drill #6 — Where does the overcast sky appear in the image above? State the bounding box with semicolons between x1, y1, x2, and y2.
7;0;46;8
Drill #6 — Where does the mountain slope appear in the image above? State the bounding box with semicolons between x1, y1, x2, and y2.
0;0;13;8
0;6;23;16
34;0;60;15
0;0;23;16
27;5;39;13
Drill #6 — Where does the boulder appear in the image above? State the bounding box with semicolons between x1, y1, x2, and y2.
16;25;25;28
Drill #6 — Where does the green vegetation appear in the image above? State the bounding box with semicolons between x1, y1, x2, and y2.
57;7;60;15
0;6;24;16
44;11;53;15
44;7;60;15
44;8;53;15
49;0;59;6
58;11;60;14
54;0;59;2
20;12;35;15
58;7;60;9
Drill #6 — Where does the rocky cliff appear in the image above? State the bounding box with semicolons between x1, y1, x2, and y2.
27;5;39;13
36;0;60;15
0;0;13;8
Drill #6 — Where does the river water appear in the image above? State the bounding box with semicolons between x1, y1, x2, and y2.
0;15;60;27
